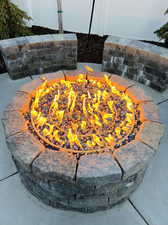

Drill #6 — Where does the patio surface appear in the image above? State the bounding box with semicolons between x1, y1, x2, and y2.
0;63;168;225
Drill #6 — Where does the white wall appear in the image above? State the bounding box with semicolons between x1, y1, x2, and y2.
11;0;167;41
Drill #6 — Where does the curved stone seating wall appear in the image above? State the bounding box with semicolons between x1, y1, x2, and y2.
103;36;168;91
0;34;77;80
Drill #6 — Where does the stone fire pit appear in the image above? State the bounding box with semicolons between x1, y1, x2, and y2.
2;70;164;213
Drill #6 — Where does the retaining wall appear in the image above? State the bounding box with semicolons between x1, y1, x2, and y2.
103;36;168;91
0;34;77;79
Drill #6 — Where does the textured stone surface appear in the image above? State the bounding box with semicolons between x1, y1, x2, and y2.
6;130;45;172
126;85;152;103
0;34;77;79
20;163;146;213
2;110;27;137
63;69;87;79
40;71;64;81
113;140;155;179
138;101;160;122
32;150;77;181
110;74;135;91
20;78;43;93
103;36;168;91
76;153;122;190
4;91;30;111
137;121;165;150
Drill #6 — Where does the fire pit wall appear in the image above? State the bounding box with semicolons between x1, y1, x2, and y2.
103;36;168;91
0;34;77;79
2;70;164;213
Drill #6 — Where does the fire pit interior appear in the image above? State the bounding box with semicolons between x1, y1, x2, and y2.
28;72;140;153
2;70;164;213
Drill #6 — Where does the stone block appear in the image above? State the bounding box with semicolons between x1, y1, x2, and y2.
138;101;160;122
1;110;27;137
126;85;152;103
32;150;77;181
76;152;122;191
113;140;154;179
137;121;165;151
4;91;30;112
6;131;45;172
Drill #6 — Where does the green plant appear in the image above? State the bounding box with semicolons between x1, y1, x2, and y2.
154;8;168;44
0;0;32;40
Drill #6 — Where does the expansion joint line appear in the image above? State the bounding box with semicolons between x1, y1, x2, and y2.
157;98;168;105
128;199;150;225
0;171;18;182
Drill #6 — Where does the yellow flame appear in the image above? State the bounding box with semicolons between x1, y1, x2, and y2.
31;109;38;117
68;88;75;110
82;94;87;116
53;130;62;143
102;90;109;101
77;74;86;82
104;74;111;86
50;90;60;112
102;113;113;124
36;112;47;127
126;113;133;124
70;93;77;113
67;128;82;148
88;103;93;114
105;134;114;144
111;86;120;95
92;134;103;146
107;101;113;111
115;127;121;136
86;140;95;148
56;110;64;123
87;91;91;99
60;80;71;89
81;121;87;130
71;123;78;132
43;128;50;136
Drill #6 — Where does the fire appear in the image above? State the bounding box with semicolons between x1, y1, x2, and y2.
29;69;140;153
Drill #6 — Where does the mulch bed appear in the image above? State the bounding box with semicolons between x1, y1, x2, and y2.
0;25;167;74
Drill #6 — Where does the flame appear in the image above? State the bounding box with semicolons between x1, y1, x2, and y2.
30;72;137;153
107;101;113;111
68;88;75;110
56;110;64;124
53;130;62;143
102;90;109;101
81;121;87;130
67;128;82;149
105;134;114;144
86;140;95;148
102;113;113;124
82;94;87;117
50;90;60;112
77;74;86;82
92;134;103;146
36;112;47;127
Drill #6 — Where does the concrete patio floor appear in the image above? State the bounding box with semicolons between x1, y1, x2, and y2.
0;63;168;225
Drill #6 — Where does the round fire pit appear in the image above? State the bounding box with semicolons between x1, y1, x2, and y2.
2;70;164;213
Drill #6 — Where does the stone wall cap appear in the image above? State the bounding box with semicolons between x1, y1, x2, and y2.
105;35;168;59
